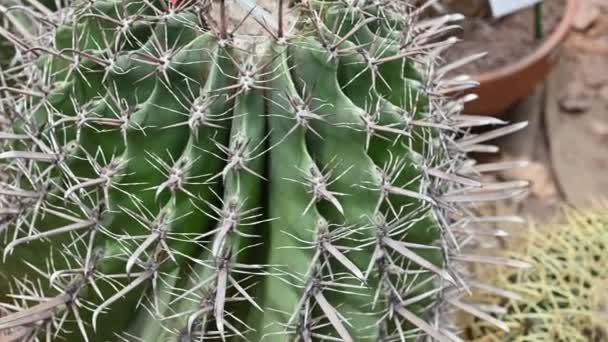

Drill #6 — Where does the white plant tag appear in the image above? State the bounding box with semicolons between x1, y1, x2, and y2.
488;0;542;18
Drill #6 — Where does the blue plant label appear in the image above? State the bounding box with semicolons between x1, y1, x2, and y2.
489;0;542;18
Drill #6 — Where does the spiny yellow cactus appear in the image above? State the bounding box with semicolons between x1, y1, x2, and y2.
464;206;608;341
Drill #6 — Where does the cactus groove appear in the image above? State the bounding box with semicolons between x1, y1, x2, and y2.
0;0;529;341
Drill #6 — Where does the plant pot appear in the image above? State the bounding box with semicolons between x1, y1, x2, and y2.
464;0;578;116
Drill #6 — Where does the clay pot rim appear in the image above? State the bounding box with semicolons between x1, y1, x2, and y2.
473;0;578;82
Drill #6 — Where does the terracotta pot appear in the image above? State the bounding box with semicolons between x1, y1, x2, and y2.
464;0;578;116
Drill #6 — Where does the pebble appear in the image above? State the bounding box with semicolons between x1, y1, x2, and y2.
558;82;594;114
572;5;600;31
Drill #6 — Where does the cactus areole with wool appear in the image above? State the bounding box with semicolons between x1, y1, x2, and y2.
0;0;529;341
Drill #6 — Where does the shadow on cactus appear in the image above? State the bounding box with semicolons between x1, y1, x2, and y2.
0;0;530;341
464;207;608;341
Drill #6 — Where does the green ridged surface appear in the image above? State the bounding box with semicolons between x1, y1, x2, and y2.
0;1;527;341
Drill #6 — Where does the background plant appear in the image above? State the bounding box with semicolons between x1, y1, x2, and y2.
464;206;608;341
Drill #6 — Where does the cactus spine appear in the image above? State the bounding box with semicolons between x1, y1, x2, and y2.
0;0;529;340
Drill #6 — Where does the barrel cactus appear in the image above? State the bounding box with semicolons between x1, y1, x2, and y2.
0;0;529;340
465;207;608;341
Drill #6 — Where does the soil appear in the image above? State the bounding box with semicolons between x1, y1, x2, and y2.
444;0;567;76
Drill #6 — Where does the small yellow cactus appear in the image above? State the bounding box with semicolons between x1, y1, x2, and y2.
464;207;608;341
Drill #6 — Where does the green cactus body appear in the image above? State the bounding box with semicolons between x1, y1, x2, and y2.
0;0;529;341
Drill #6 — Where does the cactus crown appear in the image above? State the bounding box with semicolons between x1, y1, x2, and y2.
0;0;528;341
